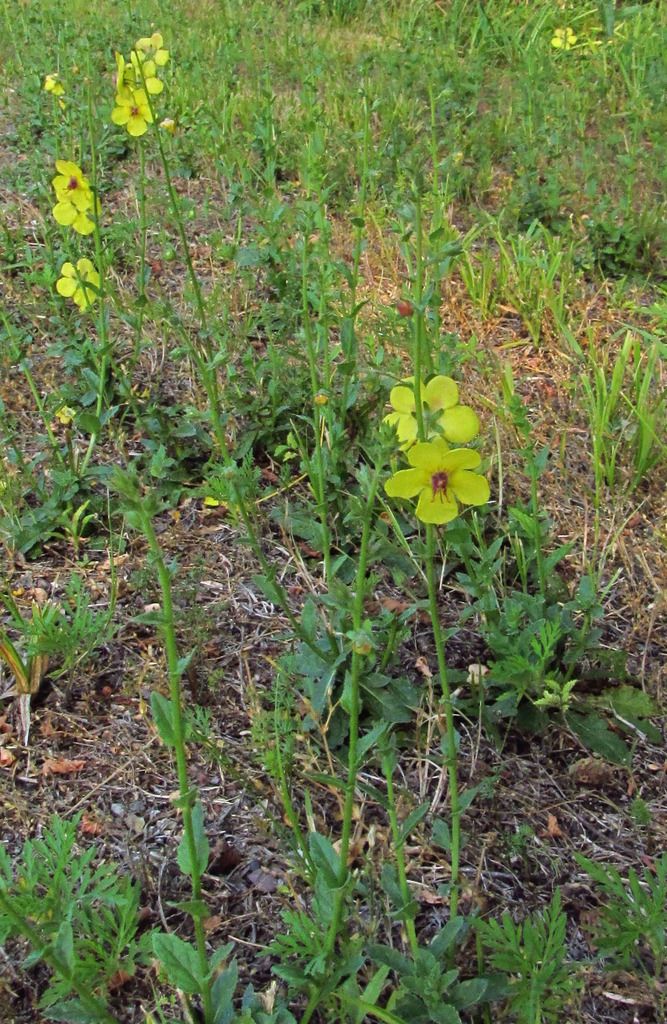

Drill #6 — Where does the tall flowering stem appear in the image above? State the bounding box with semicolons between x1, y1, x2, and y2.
301;467;380;1024
132;53;230;466
425;523;461;917
132;138;149;369
301;237;333;583
79;85;110;476
114;473;214;1024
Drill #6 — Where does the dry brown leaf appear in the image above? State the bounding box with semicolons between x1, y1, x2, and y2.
0;748;16;767
203;914;223;933
80;814;105;836
546;813;563;838
42;758;86;776
38;714;58;738
415;656;432;678
108;970;133;991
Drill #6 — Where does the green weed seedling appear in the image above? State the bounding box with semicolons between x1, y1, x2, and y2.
0;574;116;692
575;853;667;984
0;814;142;1023
476;889;582;1024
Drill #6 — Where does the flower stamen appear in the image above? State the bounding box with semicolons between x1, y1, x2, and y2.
431;471;449;499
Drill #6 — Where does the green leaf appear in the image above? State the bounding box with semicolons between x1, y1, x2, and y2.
451;977;488;1009
399;801;430;844
309;831;340;889
44;1000;100;1023
178;801;210;877
75;412;102;436
607;684;657;720
212;961;239;1024
151;692;176;747
168;899;210;919
152;932;203;993
368;943;414;977
429;917;465;958
431;818;451;852
567;711;630;765
52;918;74;974
357;721;389;760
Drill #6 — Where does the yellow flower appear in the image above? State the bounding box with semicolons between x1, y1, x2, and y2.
56;258;100;311
111;88;153;137
160;117;176;134
135;32;169;67
551;27;577;50
44;73;65;97
51;160;98;235
384;375;480;449
55;405;75;426
385;437;490;525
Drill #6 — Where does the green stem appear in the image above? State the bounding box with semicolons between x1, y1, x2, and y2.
273;667;313;872
80;84;110;477
300;468;380;1024
0;889;121;1024
132;138;148;367
142;79;207;328
410;197;459;917
528;456;547;598
340;90;370;418
413;196;427;439
425;525;460;919
232;484;336;661
302;238;333;583
137;61;230;465
381;748;420;958
141;515;213;1024
16;358;67;471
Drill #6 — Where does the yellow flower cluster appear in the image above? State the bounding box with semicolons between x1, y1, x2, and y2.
44;73;66;110
384;376;489;525
51;160;99;235
112;32;169;137
551;27;577;50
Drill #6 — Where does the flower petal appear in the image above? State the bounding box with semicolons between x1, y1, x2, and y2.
56;277;76;297
439;405;480;444
440;448;481;472
73;212;95;235
53;201;77;226
127;116;149;136
389;384;415;414
407;437;450;471
449;470;490;506
112;105;130;125
424;375;458;411
385;468;427;499
55;160;79;177
416;488;459;524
